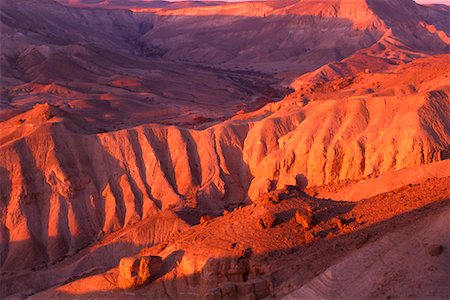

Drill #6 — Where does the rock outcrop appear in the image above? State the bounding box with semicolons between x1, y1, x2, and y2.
295;208;314;229
258;212;277;229
118;255;163;289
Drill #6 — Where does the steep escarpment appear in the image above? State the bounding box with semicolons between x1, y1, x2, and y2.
0;209;190;298
140;0;386;78
292;0;450;83
139;0;450;85
0;104;252;272
1;55;449;275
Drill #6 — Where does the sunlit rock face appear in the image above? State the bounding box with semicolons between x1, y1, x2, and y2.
117;255;163;288
0;0;449;299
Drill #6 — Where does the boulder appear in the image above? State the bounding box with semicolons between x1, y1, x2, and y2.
118;255;162;289
118;257;140;280
333;218;344;231
258;213;277;229
295;207;313;229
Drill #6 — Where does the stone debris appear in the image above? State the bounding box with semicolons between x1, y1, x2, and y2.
295;206;314;229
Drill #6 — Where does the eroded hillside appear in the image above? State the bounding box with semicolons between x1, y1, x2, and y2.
0;0;449;298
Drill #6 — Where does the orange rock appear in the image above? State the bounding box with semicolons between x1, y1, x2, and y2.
295;208;313;229
333;218;345;231
117;255;162;289
259;212;277;229
200;215;213;226
304;231;315;245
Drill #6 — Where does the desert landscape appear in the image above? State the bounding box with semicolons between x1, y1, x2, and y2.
0;0;449;298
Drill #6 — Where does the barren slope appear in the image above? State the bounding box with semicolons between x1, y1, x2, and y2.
0;0;449;298
0;0;287;128
1;55;448;295
25;177;450;299
138;0;449;83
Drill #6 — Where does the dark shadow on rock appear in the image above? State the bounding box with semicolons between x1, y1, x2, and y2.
0;166;11;268
153;250;185;281
295;174;308;190
23;196;450;299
